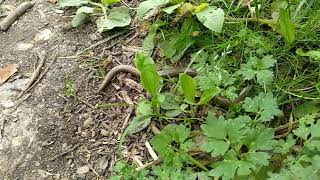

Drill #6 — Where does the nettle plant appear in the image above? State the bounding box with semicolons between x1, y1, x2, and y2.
59;0;131;32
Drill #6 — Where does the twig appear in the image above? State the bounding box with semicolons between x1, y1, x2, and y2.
0;118;5;139
0;1;34;31
145;141;158;161
25;55;57;93
75;31;128;56
76;96;96;109
135;159;162;171
46;144;81;162
17;50;46;99
104;31;135;50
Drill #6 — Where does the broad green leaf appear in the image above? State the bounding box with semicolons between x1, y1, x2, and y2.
101;0;121;5
96;7;131;32
198;86;221;105
201;114;227;139
137;0;170;19
296;48;320;61
293;124;310;141
59;0;87;7
195;6;224;33
162;3;182;14
293;101;319;118
179;73;196;103
279;8;295;44
142;21;165;56
71;6;94;27
136;100;153;116
125;115;152;135
135;53;161;97
209;161;238;180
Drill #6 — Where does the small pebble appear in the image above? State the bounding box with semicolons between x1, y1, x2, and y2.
76;166;90;175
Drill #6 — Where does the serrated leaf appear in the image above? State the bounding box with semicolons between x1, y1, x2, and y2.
246;152;270;166
180;73;196;103
310;122;320;138
243;128;276;151
243;92;281;122
274;134;296;154
293;124;310;140
209;161;238;180
137;0;170;19
201;139;229;157
237;161;255;176
195;6;224;33
59;0;87;7
96;7;131;32
201;113;227;139
227;115;251;143
279;8;295;44
199;86;221;105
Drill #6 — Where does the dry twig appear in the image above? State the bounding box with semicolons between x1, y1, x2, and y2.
0;1;34;31
17;50;46;99
46;144;81;162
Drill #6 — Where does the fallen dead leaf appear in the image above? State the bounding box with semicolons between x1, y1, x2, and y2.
47;0;58;4
0;64;18;86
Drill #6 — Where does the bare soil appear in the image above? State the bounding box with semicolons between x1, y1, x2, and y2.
0;0;145;179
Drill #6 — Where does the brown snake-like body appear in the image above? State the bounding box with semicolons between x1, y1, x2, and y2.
97;65;252;106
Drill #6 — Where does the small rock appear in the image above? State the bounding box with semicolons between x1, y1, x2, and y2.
76;166;90;175
34;29;53;42
35;161;41;167
12;136;24;147
16;42;34;51
100;129;109;136
83;117;94;128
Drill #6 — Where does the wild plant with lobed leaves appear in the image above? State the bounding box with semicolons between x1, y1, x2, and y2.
61;0;320;179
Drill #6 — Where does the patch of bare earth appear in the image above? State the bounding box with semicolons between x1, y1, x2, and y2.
0;0;147;179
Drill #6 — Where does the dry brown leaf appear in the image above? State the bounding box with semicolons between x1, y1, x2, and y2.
47;0;58;4
0;64;18;86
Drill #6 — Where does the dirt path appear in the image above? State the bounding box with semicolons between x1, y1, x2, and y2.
0;1;137;179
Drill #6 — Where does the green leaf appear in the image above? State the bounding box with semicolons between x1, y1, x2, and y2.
96;7;131;32
71;6;94;27
209;161;238;180
274;134;296;154
162;3;182;14
201;139;229;157
279;8;295;44
201;114;227;139
137;0;170;19
243;128;276;151
293;124;310;141
101;0;121;5
227;115;251;143
136;100;153;116
246;152;270;166
198;86;221;105
142;21;165;56
180;73;196;103
293;101;319;118
59;0;87;7
135;53;161;97
195;6;224;33
296;48;320;61
238;56;277;86
125;115;152;135
243;92;281;122
151;124;194;167
310;121;320;138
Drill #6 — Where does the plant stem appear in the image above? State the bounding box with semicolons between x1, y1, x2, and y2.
188;154;209;171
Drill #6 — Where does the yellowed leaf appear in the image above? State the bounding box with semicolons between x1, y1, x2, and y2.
0;64;18;86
